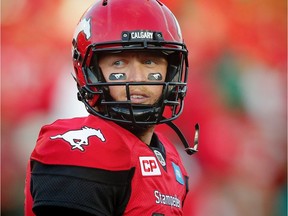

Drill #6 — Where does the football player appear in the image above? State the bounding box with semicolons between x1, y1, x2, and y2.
25;0;199;215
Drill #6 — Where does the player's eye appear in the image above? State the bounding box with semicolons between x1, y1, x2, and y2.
144;59;156;66
113;60;124;67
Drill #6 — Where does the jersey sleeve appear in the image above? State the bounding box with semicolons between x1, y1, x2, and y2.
30;160;135;216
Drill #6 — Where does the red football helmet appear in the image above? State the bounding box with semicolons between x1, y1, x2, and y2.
72;0;189;125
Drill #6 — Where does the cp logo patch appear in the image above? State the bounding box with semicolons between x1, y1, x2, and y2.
139;156;161;176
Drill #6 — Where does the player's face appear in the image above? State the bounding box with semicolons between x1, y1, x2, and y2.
98;51;168;105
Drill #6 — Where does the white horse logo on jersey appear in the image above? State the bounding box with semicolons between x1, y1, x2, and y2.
50;126;105;151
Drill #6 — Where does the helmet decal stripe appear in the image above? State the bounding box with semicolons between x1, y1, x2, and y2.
73;18;91;41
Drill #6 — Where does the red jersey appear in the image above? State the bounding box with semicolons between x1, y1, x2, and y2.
25;115;189;216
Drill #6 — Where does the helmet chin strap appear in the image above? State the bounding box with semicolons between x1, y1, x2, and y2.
116;116;199;156
165;121;199;155
119;114;200;156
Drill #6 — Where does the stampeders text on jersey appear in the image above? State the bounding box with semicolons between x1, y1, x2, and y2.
154;190;181;208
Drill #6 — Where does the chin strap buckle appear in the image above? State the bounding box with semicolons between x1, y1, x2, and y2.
166;121;200;156
184;124;199;155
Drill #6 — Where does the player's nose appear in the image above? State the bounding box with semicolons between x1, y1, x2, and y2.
127;61;146;82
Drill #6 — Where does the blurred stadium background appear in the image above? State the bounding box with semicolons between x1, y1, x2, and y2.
1;0;287;215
